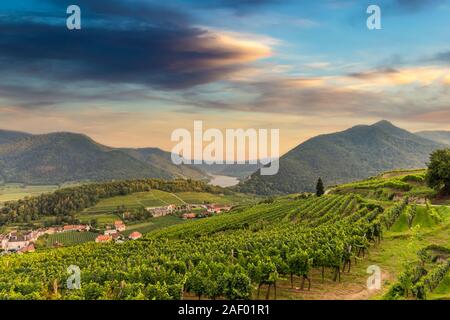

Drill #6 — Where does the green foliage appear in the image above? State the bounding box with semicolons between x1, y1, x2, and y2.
426;149;450;195
0;194;388;300
385;245;450;300
426;200;442;223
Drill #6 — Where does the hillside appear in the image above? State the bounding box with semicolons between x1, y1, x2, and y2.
192;163;261;179
0;130;32;145
0;130;206;184
1;172;449;300
121;148;207;181
416;131;450;146
237;121;446;195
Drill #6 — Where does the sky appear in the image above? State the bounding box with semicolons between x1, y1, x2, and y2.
0;0;449;155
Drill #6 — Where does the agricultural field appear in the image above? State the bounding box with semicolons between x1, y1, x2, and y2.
0;184;60;204
330;169;438;201
44;231;99;248
78;190;246;215
79;190;183;215
1;173;450;300
76;189;255;227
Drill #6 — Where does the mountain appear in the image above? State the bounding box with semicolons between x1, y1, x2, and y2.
0;129;32;145
415;131;450;146
191;163;261;179
237;120;447;195
0;130;206;184
121;148;207;181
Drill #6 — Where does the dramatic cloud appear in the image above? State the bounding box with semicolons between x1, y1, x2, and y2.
0;0;272;106
430;51;450;64
181;65;450;122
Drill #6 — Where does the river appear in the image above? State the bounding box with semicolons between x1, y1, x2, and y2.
208;175;240;187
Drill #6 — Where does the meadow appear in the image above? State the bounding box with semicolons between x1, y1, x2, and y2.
0;184;59;204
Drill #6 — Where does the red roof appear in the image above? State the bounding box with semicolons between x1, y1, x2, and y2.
128;232;142;239
96;235;112;242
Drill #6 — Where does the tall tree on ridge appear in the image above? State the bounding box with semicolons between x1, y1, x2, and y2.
316;178;325;197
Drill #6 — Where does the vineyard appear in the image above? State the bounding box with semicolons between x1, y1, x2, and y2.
45;231;99;248
0;194;415;300
331;169;437;200
0;167;449;300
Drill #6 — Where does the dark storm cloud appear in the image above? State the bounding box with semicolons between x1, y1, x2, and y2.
0;0;270;106
0;21;242;88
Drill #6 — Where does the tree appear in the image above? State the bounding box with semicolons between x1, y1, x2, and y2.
426;149;450;195
316;178;325;197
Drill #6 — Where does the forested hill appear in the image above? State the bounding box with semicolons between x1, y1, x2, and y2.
0;130;207;184
237;121;446;195
0;129;31;145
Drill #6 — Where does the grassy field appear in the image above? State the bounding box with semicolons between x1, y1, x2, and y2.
0;182;83;204
77;213;121;225
0;184;59;204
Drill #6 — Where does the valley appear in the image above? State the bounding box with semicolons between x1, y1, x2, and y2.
0;166;449;300
0;123;449;301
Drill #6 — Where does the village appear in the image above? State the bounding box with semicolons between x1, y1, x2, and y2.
0;203;232;255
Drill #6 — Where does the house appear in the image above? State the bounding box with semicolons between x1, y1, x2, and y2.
17;244;35;254
95;235;112;243
182;213;196;219
145;204;177;217
104;229;119;236
128;232;142;240
114;220;126;232
44;227;58;235
6;240;30;251
0;234;8;250
62;225;90;232
207;204;232;214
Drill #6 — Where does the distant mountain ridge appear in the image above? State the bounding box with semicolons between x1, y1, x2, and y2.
1;122;447;189
415;131;450;146
0;130;207;184
237;121;447;195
